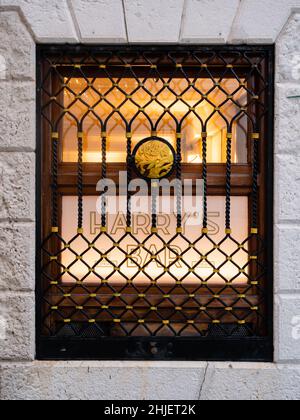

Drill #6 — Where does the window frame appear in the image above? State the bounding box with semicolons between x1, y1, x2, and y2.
36;44;274;361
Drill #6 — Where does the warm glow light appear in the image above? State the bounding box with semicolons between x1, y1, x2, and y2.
59;77;250;287
61;77;248;164
63;149;125;163
188;154;202;164
61;196;249;286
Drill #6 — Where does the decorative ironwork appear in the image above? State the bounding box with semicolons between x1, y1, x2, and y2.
133;137;176;180
37;45;274;360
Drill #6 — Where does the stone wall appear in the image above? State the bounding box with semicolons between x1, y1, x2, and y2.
0;0;299;400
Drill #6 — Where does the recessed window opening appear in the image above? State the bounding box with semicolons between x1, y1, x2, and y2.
37;45;274;361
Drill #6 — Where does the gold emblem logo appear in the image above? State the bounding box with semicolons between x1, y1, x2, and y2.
133;138;175;180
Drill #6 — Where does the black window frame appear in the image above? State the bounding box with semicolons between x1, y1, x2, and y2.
36;44;274;362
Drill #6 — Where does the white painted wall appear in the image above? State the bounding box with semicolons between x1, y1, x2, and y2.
0;0;299;400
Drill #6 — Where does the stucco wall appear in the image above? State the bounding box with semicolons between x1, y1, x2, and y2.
0;0;299;400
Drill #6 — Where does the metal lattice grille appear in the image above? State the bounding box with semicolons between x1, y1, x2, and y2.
37;46;273;358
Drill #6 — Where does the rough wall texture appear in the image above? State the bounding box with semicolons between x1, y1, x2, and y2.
1;0;300;44
0;0;299;400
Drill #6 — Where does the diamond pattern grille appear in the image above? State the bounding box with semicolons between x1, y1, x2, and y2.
39;46;271;340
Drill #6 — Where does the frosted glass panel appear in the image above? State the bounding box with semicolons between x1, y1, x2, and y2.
61;196;249;286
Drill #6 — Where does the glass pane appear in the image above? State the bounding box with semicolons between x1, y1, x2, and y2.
61;195;249;286
62;78;248;163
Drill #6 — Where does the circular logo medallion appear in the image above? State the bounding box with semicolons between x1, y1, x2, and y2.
133;137;176;180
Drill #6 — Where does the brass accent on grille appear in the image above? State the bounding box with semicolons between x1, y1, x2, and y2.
133;138;175;180
40;46;270;344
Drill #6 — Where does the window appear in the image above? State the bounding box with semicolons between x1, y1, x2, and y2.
37;45;274;361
